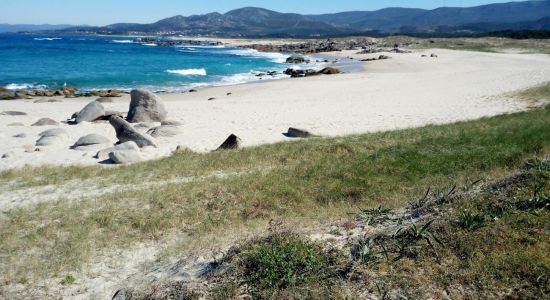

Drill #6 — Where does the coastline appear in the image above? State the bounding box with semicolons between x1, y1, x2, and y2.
3;47;550;170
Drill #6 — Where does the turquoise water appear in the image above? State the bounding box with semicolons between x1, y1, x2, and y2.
0;34;292;92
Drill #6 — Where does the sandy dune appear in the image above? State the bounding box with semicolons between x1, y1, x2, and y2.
1;48;550;170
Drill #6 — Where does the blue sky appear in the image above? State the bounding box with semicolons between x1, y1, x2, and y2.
0;0;527;25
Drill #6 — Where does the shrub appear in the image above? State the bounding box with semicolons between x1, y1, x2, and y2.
242;235;329;291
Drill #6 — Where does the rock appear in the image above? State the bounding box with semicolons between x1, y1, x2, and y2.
421;55;427;57
189;89;198;92
109;150;142;164
62;87;77;98
112;289;127;300
36;134;68;146
2;152;14;159
226;92;232;96
1;111;27;116
217;134;242;150
32;118;59;126
319;67;342;75
24;145;38;153
97;110;125;121
208;97;216;101
431;53;438;58
286;127;315;138
13;133;27;138
378;55;391;60
72;134;111;151
146;125;182;138
96;97;114;103
286;55;309;64
161;120;183;126
0;92;16;100
75;100;105;124
0;86;6;92
39;128;68;137
7;122;24;126
127;89;167;123
306;67;342;76
15;91;32;99
95;141;140;160
109;115;157;148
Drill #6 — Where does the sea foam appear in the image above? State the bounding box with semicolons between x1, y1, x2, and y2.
166;69;208;76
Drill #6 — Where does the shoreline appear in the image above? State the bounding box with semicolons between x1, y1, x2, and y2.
2;48;550;170
0;35;366;96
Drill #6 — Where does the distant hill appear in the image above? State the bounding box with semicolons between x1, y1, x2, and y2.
38;1;550;37
0;24;78;33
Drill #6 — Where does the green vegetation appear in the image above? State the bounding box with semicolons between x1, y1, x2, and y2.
401;36;550;54
514;81;550;107
241;235;333;296
1;100;549;297
60;274;76;285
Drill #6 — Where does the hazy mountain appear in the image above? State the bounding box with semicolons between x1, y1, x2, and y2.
0;24;78;33
94;7;348;36
310;0;550;32
50;1;550;36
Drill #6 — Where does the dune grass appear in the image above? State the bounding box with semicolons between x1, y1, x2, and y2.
388;37;550;54
1;104;549;293
514;81;550;107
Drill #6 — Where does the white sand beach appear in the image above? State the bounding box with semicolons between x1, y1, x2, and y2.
1;48;550;170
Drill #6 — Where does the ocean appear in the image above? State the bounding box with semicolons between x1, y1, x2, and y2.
0;34;297;92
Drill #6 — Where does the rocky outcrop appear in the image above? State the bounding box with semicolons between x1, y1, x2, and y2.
217;134;242;150
109;115;157;148
146;125;182;138
75;101;105;124
286;55;309;64
31;118;59;126
284;67;342;78
126;89;167;123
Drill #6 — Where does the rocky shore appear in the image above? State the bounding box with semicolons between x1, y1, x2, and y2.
133;38;223;47
0;87;127;100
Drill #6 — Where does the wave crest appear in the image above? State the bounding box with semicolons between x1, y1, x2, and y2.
166;68;207;76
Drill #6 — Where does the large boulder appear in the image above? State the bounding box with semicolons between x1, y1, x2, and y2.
286;55;309;64
109;115;157;148
32;118;59;126
36;129;68;146
96;141;140;160
75;100;105;124
71;134;111;151
39;128;68;137
126;89;167;123
146;125;182;138
285;127;316;138
109;150;142;164
36;128;69;146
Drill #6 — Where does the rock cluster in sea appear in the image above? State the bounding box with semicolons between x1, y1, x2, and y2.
0;86;127;100
133;38;223;47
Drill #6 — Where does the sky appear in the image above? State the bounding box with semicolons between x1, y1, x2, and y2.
0;0;529;26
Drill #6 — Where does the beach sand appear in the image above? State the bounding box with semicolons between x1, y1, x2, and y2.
2;48;550;170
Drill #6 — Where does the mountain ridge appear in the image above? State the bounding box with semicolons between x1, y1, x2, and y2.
19;1;550;37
